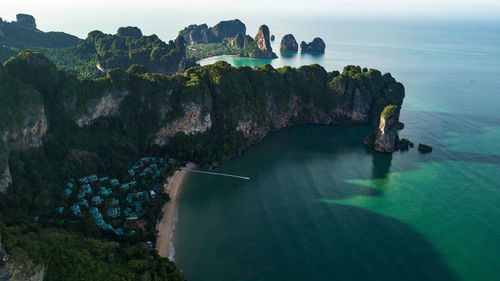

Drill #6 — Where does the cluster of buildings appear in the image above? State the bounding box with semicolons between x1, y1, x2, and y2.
55;156;176;236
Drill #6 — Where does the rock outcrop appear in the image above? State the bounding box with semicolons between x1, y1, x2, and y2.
211;19;246;42
369;105;404;153
300;37;326;52
116;26;143;39
231;32;245;49
179;19;246;44
74;90;129;127
280;34;299;52
254;25;272;52
0;54;49;192
253;25;277;58
153;103;212;146
418;143;433;153
16;14;36;29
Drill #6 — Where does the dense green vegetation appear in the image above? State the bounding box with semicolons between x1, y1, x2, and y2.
179;19;246;44
0;48;404;279
0;18;79;50
182;20;276;60
1;15;188;79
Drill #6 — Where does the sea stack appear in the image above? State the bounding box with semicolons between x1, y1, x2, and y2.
371;105;404;153
16;14;36;29
254;25;277;58
280;34;299;52
300;37;326;52
271;34;275;41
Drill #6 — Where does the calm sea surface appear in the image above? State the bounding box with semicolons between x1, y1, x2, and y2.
175;20;500;281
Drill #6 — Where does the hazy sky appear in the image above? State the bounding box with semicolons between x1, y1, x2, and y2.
2;0;500;38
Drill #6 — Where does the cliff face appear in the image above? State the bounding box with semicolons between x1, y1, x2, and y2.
371;105;404;153
254;25;272;52
179;19;246;44
73;90;129;127
153;103;212;146
0;262;46;281
0;58;48;192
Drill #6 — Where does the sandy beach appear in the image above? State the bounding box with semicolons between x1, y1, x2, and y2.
156;163;195;259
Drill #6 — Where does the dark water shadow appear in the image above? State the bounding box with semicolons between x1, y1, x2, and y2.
371;150;393;179
300;51;325;58
280;50;298;58
178;201;459;281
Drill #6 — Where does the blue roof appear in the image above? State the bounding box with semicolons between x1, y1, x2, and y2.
92;212;102;220
77;192;85;199
120;183;129;190
65;188;73;195
71;204;81;211
56;207;64;214
114;228;124;235
67;182;74;188
107;207;121;218
99;177;109;182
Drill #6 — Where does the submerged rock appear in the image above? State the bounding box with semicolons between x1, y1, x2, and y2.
16;14;36;29
280;34;299;52
418;143;433;153
271;34;275;41
300;37;326;52
370;105;404;153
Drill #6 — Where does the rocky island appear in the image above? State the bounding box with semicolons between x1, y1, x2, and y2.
301;37;326;52
181;19;277;60
280;34;299;52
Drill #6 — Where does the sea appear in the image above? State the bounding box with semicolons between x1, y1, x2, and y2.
173;18;500;281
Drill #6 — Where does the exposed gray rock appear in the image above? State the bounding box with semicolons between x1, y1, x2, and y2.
74;90;130;127
153;103;212;146
254;25;272;52
280;34;298;52
371;105;404;153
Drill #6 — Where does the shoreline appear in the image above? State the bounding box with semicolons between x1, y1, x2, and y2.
156;163;196;259
196;54;238;65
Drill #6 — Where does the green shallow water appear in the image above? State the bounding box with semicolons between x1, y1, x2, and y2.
175;20;500;281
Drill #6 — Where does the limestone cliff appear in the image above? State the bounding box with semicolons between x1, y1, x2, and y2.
0;58;48;192
280;34;299;52
74;90;129;127
253;25;277;58
0;232;46;281
369;105;404;153
153;103;212;146
231;33;245;49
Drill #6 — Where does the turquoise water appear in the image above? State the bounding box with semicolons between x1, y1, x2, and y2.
177;20;500;281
